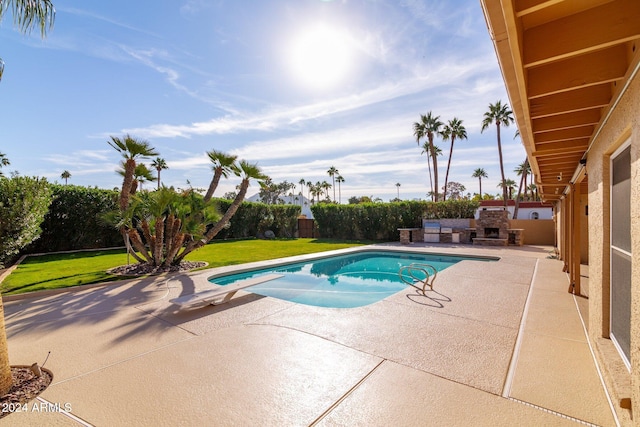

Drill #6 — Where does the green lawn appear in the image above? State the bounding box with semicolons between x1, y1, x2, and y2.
1;239;367;295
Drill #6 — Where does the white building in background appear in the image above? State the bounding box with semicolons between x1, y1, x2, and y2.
246;193;314;219
476;200;554;220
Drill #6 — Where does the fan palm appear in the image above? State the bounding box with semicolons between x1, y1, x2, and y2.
472;168;488;198
336;175;344;204
414;112;443;201
441;118;467;201
481;101;514;206
203;150;238;202
0;0;55;81
513;159;530;219
151;157;168;190
327;166;338;202
60;170;71;185
108;134;158;211
177;161;266;261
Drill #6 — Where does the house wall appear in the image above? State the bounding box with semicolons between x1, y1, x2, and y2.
586;70;640;425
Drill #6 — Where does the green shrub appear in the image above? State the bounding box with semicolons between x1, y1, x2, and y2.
27;185;122;253
312;200;478;240
215;200;301;238
0;176;53;266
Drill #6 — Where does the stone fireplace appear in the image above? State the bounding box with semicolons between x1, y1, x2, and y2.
473;208;510;246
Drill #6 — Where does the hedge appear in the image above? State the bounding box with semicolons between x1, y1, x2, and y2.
311;200;478;240
27;184;122;253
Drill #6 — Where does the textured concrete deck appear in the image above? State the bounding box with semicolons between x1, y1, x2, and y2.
2;244;616;426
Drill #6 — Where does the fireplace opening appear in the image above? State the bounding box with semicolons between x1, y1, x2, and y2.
484;228;500;239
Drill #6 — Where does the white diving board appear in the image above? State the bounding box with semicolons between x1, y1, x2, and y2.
170;273;284;307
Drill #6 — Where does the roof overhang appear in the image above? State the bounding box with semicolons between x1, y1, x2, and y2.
480;0;640;201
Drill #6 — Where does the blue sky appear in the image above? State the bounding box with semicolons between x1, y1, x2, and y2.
0;0;525;202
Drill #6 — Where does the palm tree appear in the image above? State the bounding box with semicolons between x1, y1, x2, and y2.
0;152;10;177
0;0;56;398
0;0;55;81
151;157;168;190
321;181;331;201
414;112;443;201
108;134;158;212
528;183;538;201
441;118;467;201
177;161;266;261
513;159;530;219
60;170;71;185
472;168;488;198
498;179;517;200
298;178;305;205
327;166;338;202
203;150;238;202
481;101;514;206
395;182;401;200
413;119;433;199
336;175;344;204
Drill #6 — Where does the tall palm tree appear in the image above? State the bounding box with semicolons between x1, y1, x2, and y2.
513;159;530;219
327;166;338;202
414;112;443;201
151;157;168;190
472;168;488;198
0;0;56;398
109;135;158;265
203;150;238;202
60;170;71;185
441;118;467;201
413;118;433;199
298;178;305;205
0;0;55;81
481;100;514;206
336;175;344;204
396;182;401;200
0;152;10;177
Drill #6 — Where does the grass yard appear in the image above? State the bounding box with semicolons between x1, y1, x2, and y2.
1;238;367;295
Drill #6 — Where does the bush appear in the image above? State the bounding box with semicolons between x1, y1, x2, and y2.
27;185;122;253
215;200;301;238
0;176;53;266
311;200;478;240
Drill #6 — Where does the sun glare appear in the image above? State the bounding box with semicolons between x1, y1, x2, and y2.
289;24;353;90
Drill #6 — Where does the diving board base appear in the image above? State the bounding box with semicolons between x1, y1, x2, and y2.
170;273;283;307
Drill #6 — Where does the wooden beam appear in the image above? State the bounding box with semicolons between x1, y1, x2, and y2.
533;140;589;156
534;126;594;143
528;45;627;98
529;84;612;118
523;0;640;67
532;109;602;133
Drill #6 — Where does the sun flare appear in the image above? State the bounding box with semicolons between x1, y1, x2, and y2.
289;24;353;90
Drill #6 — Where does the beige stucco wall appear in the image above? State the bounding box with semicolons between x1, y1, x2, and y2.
586;70;640;425
509;219;554;245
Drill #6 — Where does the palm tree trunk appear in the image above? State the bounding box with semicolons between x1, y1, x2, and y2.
0;299;13;395
443;136;456;201
426;150;433;201
429;137;439;201
496;123;508;206
514;168;526;219
478;177;482;198
203;169;223;202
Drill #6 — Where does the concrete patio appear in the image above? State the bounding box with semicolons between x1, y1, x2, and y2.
2;244;617;426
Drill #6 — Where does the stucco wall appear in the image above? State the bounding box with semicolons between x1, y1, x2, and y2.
586;70;640;425
509;219;555;245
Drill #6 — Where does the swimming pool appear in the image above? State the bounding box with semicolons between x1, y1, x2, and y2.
210;250;496;308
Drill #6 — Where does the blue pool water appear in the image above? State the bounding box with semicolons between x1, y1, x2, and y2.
211;250;495;308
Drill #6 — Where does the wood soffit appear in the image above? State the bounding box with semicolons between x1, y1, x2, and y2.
481;0;640;201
